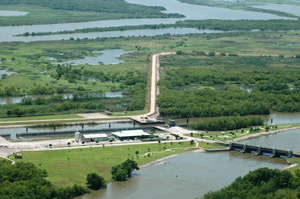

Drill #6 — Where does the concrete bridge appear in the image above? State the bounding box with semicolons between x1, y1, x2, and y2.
228;142;295;158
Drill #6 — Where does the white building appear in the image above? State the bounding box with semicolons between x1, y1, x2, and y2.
112;130;150;141
81;134;109;142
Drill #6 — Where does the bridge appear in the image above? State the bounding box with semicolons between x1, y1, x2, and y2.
228;142;295;158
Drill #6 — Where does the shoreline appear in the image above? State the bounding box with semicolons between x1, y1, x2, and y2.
231;126;300;143
139;148;204;169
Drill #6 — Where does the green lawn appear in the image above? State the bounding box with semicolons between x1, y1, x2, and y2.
10;142;196;187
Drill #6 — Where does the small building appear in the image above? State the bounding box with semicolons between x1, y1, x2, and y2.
112;130;150;141
81;134;109;142
15;153;22;159
75;131;80;142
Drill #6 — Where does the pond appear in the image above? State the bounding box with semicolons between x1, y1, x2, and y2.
53;49;132;65
78;151;286;199
0;10;28;17
0;69;16;77
251;3;300;16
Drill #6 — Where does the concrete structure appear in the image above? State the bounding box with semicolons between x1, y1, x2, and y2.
75;131;80;142
10;132;16;140
81;134;109;142
112;130;150;141
131;116;165;124
229;142;294;158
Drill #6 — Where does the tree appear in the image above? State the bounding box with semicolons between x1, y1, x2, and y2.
111;159;139;181
86;173;106;190
190;140;195;145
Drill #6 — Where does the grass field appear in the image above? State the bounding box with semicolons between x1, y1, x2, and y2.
10;141;196;187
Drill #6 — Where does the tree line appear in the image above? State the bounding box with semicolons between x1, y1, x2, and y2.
200;168;300;199
190;116;264;131
0;160;88;199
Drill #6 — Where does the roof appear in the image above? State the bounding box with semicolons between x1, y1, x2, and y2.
112;130;150;138
82;134;108;139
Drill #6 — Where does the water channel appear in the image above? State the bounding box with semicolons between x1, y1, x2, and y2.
0;0;294;42
251;3;300;16
79;152;286;199
0;91;124;105
125;0;294;20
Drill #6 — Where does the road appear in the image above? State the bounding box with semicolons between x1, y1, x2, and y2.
146;52;176;116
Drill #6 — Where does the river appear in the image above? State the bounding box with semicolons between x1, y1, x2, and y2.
78;124;299;199
251;3;300;16
78;151;286;199
0;0;294;42
76;111;300;199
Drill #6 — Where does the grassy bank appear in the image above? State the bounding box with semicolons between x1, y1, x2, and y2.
288;157;300;174
10;141;196;187
185;123;300;142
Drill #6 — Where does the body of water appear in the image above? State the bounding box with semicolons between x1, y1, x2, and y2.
1;28;225;42
0;10;28;17
240;128;300;152
53;49;132;65
0;0;294;42
79;151;286;199
0;121;138;136
125;0;294;20
251;3;300;16
0;91;124;105
0;69;16;77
